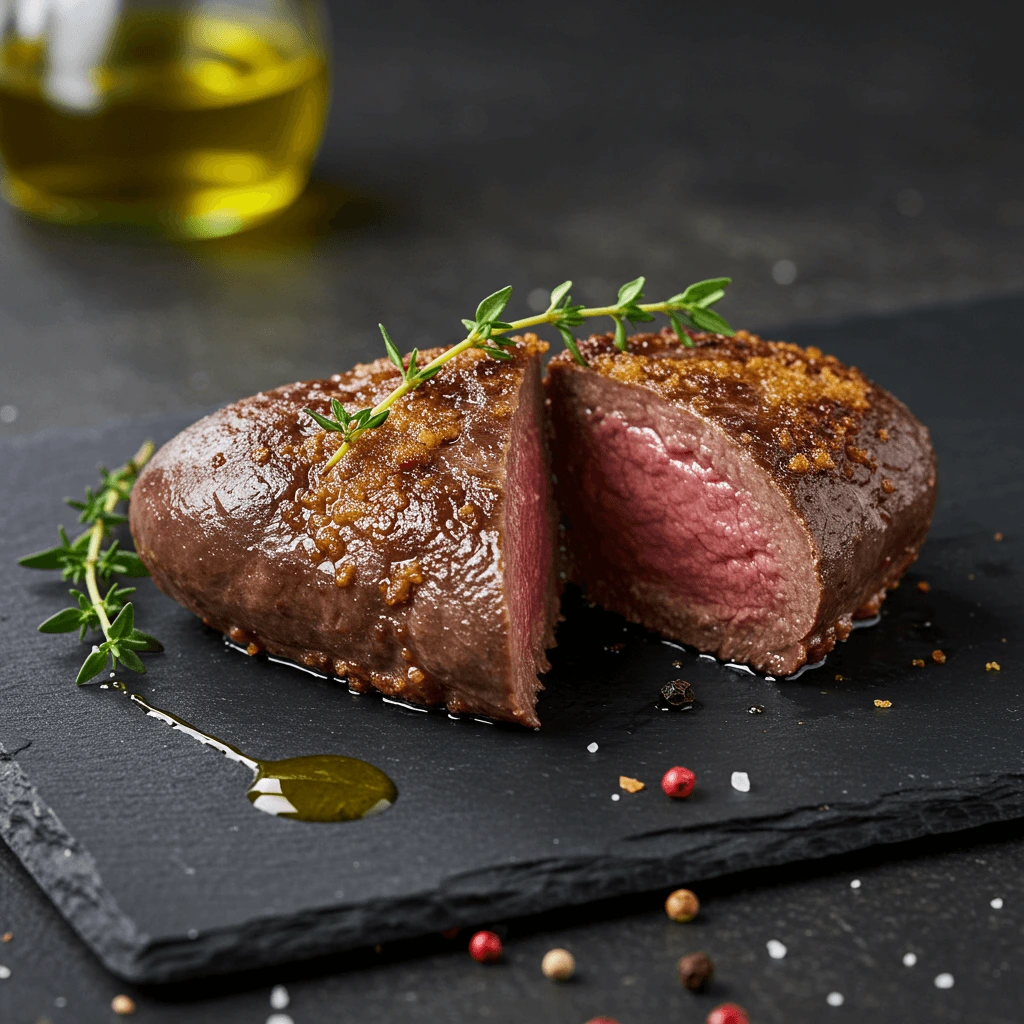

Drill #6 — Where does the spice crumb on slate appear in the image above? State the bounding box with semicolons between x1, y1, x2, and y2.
916;580;931;593
731;770;751;792
585;1018;621;1024
766;939;788;959
912;658;926;668
541;947;576;981
932;649;947;664
619;775;645;793
661;679;696;706
587;741;600;753
903;952;918;966
986;661;1001;671
835;673;844;681
874;699;892;708
991;897;1004;909
826;991;845;1007
748;704;765;714
111;994;136;1015
605;642;625;652
672;660;684;668
665;888;700;922
677;951;715;990
934;972;955;989
994;532;1003;541
1;932;10;942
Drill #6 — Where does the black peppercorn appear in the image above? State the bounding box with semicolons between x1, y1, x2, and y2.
677;951;715;991
661;679;695;706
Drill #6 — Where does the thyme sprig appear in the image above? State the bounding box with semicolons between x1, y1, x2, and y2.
18;442;163;685
309;275;733;470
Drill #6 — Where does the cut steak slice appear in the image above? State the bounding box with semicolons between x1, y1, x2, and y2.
545;328;937;676
130;336;560;727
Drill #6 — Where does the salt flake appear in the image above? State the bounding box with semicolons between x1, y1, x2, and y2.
731;771;751;792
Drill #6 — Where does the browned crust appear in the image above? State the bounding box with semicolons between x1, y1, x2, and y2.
547;328;938;674
130;336;560;726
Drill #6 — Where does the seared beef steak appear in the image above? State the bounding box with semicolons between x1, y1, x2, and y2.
545;328;937;676
130;337;560;726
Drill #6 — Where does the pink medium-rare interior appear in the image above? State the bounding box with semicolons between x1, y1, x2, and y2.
504;359;554;705
558;374;819;664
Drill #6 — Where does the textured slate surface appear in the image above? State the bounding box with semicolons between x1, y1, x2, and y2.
1;305;1021;984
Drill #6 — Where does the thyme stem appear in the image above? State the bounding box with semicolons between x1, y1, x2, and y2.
313;275;734;471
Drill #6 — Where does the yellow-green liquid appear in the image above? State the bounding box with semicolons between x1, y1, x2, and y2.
0;12;328;237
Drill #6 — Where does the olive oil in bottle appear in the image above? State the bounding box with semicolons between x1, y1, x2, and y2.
0;10;328;238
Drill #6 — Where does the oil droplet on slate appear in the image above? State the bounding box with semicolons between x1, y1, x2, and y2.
111;683;397;822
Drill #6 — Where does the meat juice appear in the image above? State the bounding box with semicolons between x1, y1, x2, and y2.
0;11;327;237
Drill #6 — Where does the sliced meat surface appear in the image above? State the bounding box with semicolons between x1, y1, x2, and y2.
130;336;560;726
545;328;937;675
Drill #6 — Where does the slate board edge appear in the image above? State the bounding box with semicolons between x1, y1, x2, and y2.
4;737;1023;983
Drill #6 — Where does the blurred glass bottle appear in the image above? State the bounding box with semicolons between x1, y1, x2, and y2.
0;0;328;238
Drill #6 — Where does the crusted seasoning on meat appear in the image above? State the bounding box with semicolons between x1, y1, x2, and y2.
130;336;560;726
545;328;937;676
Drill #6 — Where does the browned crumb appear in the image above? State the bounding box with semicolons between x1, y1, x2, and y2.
111;994;136;1016
245;642;259;657
986;661;1002;672
874;699;892;708
932;650;947;664
916;581;931;593
994;532;1004;542
878;427;889;442
1;931;11;942
334;563;356;588
619;776;645;793
881;478;896;494
969;574;976;581
835;674;844;681
912;658;926;668
787;453;811;473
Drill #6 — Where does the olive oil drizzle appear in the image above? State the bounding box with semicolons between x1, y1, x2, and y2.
111;683;397;822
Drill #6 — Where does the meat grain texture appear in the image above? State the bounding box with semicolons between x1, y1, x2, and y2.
545;328;937;676
130;337;560;727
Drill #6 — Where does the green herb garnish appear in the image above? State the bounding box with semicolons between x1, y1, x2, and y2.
18;442;163;684
308;275;733;470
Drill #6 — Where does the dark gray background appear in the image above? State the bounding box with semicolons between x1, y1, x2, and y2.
2;0;1022;1021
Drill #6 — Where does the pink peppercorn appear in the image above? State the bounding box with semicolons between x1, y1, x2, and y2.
661;765;696;799
468;930;502;963
584;1019;621;1024
707;1003;750;1024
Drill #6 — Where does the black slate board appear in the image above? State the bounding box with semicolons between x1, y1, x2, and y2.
1;305;1021;984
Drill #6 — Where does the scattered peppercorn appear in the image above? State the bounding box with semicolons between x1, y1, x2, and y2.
874;699;892;708
665;888;700;922
994;532;1004;542
986;661;1001;672
707;1004;750;1024
468;930;502;963
605;642;625;653
916;581;931;593
661;765;696;799
111;994;136;1016
541;947;576;981
661;679;695;706
932;649;946;664
912;658;926;668
619;776;645;793
584;1018;621;1024
677;951;715;991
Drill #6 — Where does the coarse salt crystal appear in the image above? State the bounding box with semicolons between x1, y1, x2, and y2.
902;952;917;967
587;742;599;753
611;794;620;801
826;991;844;1007
0;965;11;979
934;973;954;989
270;985;290;1010
731;771;750;792
991;897;1004;909
850;879;862;889
266;1015;295;1024
766;939;787;959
